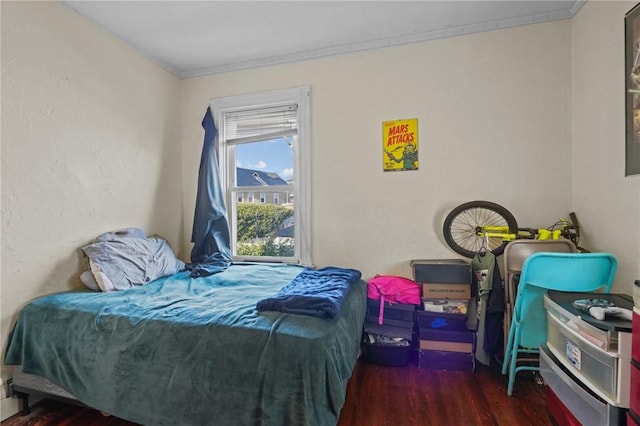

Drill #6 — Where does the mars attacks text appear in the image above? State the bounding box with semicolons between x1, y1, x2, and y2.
386;124;415;146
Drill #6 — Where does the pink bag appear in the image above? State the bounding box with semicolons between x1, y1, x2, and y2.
367;275;421;325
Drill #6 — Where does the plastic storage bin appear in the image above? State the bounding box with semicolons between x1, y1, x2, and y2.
547;312;618;401
546;386;582;426
410;259;471;284
544;292;632;407
540;344;625;426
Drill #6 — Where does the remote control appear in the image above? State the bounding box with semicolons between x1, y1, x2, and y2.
588;306;633;321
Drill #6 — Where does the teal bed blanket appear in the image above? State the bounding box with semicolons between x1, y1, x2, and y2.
4;264;366;426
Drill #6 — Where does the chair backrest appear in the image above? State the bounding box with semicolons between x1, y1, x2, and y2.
504;240;577;302
514;252;617;348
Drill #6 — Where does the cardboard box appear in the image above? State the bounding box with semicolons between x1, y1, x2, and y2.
418;328;475;353
362;341;411;367
418;349;475;372
422;298;469;314
422;282;471;300
419;340;473;353
416;310;467;331
411;259;471;284
419;328;475;342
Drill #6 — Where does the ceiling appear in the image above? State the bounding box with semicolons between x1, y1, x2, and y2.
60;1;585;79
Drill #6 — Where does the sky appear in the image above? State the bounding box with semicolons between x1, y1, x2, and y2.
236;137;294;181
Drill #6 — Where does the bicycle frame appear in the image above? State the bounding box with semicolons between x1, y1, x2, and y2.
477;226;518;241
537;229;563;240
476;226;563;242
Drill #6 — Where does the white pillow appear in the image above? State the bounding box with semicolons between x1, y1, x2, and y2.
82;236;185;291
80;269;101;291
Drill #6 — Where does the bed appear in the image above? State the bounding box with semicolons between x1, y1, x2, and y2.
4;263;366;426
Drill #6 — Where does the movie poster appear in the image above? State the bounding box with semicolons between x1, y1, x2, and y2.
382;118;418;171
626;4;640;175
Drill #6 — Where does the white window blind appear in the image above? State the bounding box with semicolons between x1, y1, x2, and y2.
224;104;298;145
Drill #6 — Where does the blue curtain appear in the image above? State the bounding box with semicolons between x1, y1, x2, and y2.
188;107;231;278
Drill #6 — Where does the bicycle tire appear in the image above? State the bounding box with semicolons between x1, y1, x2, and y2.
443;201;519;258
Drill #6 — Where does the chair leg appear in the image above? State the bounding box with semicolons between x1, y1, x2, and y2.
507;353;517;396
501;316;517;375
506;327;521;396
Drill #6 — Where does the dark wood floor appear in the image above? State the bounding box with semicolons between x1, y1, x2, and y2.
2;358;550;426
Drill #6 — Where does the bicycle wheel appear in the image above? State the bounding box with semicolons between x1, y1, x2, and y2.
443;201;519;258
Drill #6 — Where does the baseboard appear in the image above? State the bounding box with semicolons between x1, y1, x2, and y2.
1;394;45;421
1;395;20;421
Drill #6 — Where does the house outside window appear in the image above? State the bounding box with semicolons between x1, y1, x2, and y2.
211;86;311;264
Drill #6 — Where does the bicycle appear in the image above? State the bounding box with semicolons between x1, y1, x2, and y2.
442;200;586;258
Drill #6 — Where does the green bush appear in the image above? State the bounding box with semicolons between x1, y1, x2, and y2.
237;238;294;257
237;203;293;241
236;203;294;257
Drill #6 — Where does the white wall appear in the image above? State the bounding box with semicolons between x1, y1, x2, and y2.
572;1;640;294
1;2;182;418
182;20;574;281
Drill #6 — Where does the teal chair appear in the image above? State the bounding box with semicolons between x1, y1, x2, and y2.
501;252;617;396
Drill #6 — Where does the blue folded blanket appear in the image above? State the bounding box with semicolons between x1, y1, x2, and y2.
256;266;362;319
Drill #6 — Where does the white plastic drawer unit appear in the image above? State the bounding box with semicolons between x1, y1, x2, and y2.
540;344;626;426
544;292;633;407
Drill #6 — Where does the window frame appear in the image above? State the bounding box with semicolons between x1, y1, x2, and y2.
210;86;311;265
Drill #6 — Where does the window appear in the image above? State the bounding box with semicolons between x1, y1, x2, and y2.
211;86;311;264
